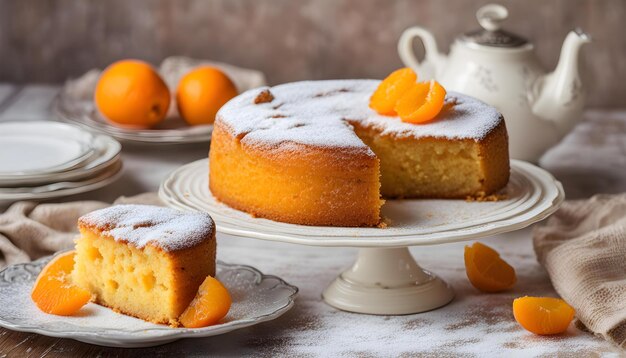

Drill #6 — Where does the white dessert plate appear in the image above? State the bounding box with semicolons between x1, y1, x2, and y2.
0;122;94;177
53;57;267;144
0;255;298;348
0;133;122;187
159;159;564;247
0;160;123;204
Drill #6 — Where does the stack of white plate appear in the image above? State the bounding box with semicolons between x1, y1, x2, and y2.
0;121;122;204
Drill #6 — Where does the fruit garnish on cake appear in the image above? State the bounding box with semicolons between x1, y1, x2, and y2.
369;67;447;124
31;205;231;328
368;68;417;115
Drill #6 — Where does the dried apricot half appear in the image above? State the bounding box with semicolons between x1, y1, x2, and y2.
31;251;91;316
369;68;418;115
513;296;575;335
179;276;232;328
464;242;516;292
395;80;446;124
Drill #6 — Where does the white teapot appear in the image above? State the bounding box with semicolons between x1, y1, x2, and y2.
398;4;590;162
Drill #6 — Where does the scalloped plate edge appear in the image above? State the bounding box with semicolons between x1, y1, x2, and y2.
0;255;298;348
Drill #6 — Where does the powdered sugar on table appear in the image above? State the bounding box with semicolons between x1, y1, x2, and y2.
79;204;214;251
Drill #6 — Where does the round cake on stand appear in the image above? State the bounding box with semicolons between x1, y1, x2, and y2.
159;159;564;315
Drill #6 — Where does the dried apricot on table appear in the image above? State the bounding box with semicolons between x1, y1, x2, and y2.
31;251;91;316
179;276;232;328
513;296;575;335
395;79;446;124
464;242;516;292
369;67;418;115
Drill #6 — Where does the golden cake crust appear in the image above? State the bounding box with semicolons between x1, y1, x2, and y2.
210;120;383;226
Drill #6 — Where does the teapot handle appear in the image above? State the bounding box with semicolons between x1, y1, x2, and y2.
397;27;444;79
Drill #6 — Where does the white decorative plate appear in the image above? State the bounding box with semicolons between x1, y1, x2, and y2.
54;57;267;144
159;159;564;247
0;255;298;348
0;134;121;187
0;122;94;176
0;160;123;204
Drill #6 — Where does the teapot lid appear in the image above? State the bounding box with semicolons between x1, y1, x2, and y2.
460;4;528;48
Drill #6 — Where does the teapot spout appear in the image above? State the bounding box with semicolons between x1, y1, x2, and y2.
531;29;591;135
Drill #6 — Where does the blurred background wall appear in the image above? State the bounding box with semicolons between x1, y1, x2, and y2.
0;0;623;107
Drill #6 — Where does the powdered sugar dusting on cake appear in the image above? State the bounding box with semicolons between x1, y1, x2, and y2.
217;80;503;150
79;205;214;252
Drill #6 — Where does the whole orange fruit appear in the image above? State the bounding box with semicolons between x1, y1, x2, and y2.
176;66;238;125
94;60;170;128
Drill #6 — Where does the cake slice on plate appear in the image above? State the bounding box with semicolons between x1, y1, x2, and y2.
72;204;215;327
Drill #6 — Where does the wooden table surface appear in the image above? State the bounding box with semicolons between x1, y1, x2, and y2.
0;84;625;357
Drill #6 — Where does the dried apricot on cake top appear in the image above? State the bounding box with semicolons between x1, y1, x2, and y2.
31;251;91;316
369;68;418;115
179;275;232;328
395;80;447;124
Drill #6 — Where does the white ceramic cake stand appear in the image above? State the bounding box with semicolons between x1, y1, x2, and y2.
159;159;564;315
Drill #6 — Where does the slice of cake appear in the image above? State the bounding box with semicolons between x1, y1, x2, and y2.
73;204;216;327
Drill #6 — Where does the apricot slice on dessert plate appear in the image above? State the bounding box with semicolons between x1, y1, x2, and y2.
395;80;447;124
31;251;92;316
369;67;418;115
179;276;232;328
513;296;576;335
464;242;517;292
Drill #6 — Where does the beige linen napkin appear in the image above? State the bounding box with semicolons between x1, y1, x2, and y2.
534;193;626;347
0;193;162;269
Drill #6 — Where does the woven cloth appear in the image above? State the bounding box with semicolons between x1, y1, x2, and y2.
534;193;626;348
0;193;160;268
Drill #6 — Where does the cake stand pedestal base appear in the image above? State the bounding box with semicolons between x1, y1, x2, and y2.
322;247;454;315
